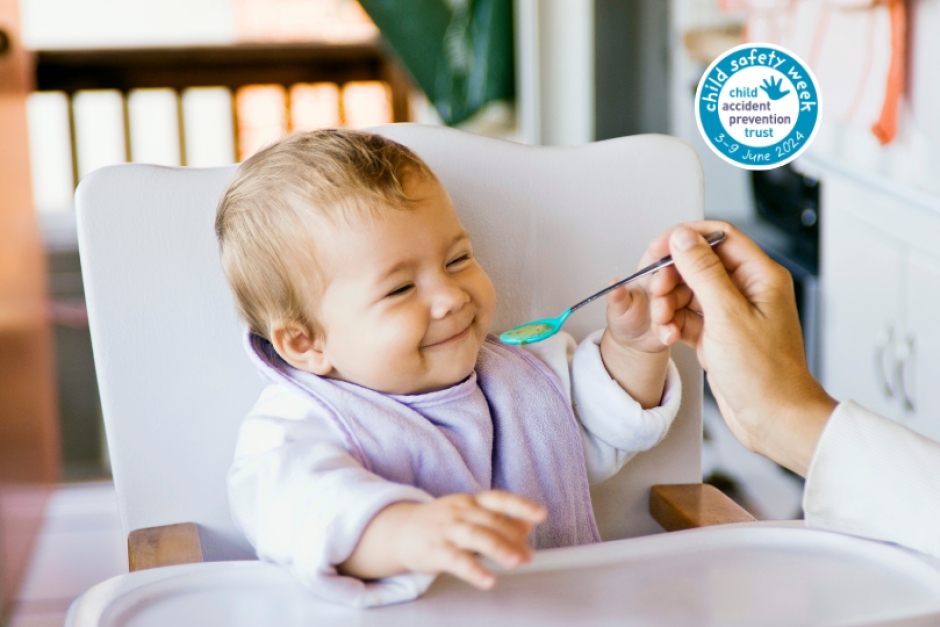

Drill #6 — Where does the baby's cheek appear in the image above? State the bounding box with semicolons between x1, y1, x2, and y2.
475;272;497;327
359;320;419;368
367;344;426;393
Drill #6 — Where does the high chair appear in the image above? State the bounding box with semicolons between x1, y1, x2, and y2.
77;123;746;567
68;125;940;626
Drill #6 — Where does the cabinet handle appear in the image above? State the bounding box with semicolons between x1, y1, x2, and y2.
897;335;915;413
875;326;896;399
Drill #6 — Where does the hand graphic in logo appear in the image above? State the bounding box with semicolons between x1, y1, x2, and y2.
760;76;791;101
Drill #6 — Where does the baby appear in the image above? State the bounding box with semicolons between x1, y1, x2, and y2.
217;129;682;607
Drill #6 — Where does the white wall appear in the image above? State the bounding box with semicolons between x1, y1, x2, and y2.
668;0;753;223
515;0;594;146
804;0;940;202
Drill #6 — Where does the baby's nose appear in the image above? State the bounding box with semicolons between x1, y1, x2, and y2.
430;281;470;318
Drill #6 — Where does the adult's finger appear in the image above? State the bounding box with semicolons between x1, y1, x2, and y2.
676;308;704;346
651;284;694;324
647;221;736;261
475;490;547;523
648;265;681;297
668;227;750;317
661;305;705;350
650;221;771;280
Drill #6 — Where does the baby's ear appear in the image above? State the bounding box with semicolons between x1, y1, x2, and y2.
270;323;333;376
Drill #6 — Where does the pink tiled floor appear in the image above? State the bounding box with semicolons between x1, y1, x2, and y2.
9;482;126;627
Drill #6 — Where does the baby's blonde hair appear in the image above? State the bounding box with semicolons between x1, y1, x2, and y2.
215;128;434;340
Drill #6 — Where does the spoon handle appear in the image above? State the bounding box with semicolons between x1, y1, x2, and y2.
568;231;726;314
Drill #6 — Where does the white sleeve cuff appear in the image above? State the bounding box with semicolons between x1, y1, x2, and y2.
290;479;436;608
804;400;940;558
572;330;682;484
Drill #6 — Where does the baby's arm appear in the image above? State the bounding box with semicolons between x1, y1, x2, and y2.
521;332;681;485
230;385;545;605
601;279;671;409
339;491;545;589
229;386;433;607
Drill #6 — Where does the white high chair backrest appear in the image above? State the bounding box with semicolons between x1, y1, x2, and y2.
77;125;704;561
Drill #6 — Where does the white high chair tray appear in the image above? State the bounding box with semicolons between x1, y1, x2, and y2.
68;523;940;627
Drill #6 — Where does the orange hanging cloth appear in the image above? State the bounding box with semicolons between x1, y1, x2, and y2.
721;0;907;145
871;0;905;145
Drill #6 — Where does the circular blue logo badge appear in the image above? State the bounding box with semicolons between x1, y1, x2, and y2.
695;43;822;170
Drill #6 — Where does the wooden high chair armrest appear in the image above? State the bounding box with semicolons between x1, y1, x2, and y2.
128;522;205;572
650;484;756;531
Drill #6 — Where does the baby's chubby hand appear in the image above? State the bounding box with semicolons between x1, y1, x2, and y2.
604;258;671;355
338;490;545;588
599;254;674;409
337;490;547;589
394;491;545;589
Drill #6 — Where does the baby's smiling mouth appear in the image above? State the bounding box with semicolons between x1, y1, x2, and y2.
422;319;474;349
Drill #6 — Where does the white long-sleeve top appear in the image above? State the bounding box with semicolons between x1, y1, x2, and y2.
228;330;681;607
804;400;940;557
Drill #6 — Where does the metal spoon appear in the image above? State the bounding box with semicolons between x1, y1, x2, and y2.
499;231;726;345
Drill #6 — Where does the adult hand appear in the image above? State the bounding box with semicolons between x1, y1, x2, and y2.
647;221;837;476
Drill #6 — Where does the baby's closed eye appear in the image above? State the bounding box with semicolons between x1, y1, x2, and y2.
448;254;471;268
386;284;414;298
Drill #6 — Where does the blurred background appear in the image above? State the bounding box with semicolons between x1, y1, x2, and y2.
1;0;937;624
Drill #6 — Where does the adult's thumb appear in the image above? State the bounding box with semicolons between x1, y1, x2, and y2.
669;227;747;316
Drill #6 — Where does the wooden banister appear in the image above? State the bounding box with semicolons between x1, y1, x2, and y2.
35;41;392;94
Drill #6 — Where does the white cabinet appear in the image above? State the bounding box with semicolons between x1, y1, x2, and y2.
821;169;940;440
822;202;903;421
904;252;940;439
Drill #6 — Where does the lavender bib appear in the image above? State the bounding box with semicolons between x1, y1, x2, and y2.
247;333;600;549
